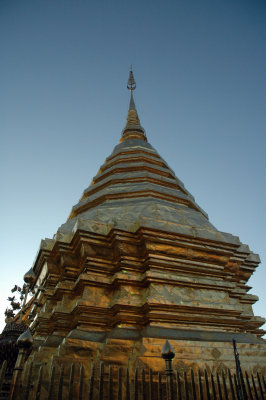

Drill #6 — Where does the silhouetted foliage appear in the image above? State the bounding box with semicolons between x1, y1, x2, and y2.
4;284;27;319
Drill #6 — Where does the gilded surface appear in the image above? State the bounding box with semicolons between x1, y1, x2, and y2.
18;123;265;399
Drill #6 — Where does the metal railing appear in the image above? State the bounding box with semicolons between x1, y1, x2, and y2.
6;339;265;400
16;362;266;400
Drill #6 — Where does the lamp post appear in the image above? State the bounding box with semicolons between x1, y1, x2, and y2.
162;340;175;400
9;328;33;400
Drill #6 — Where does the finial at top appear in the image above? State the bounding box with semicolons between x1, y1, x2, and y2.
121;67;147;142
127;66;136;91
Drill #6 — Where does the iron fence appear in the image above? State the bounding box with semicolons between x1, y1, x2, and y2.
8;360;265;400
0;339;265;400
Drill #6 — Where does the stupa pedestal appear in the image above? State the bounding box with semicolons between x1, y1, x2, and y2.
25;225;265;378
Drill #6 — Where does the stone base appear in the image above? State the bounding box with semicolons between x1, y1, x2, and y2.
14;327;265;399
25;326;266;373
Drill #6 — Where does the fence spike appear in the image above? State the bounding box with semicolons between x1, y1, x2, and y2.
228;369;236;400
24;362;33;400
149;369;153;400
118;367;122;400
78;365;84;400
234;374;241;400
211;373;217;400
204;369;211;400
99;362;104;400
169;369;175;400
191;369;197;400
141;369;146;400
108;365;113;400
217;373;223;400
256;372;264;399
184;371;189;400
58;365;64;400
68;363;74;400
89;363;95;400
48;365;55;400
176;371;182;400
134;368;138;400
36;365;43;400
262;375;266;392
251;374;259;400
126;368;130;400
157;372;162;400
198;370;203;400
240;368;248;400
244;371;253;400
222;370;229;400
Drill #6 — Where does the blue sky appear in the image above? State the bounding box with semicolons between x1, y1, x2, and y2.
0;0;265;334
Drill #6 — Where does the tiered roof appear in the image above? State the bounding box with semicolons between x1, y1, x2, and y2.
54;70;242;248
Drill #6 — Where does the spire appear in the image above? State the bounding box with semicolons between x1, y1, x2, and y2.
127;66;136;91
121;67;147;142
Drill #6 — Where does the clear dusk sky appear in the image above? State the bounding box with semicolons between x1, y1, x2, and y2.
0;0;265;334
